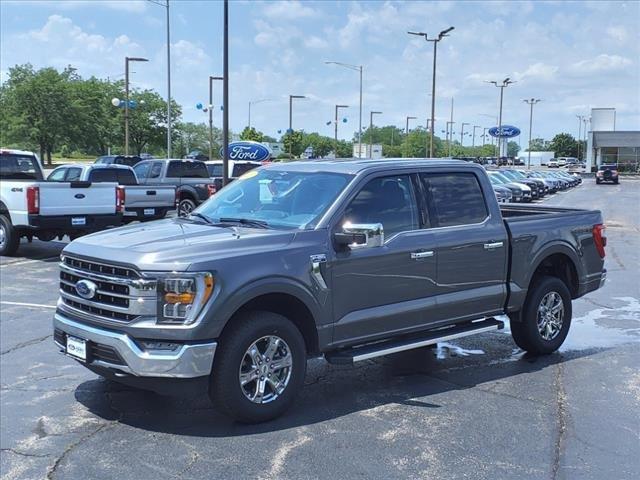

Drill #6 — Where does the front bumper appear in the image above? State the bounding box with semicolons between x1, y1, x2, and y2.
53;313;216;378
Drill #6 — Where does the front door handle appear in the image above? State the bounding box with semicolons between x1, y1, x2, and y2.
411;251;434;259
484;242;504;250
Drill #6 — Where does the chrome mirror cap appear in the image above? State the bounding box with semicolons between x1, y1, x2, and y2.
342;222;384;249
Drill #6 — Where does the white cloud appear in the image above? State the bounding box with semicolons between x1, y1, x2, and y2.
606;26;629;43
570;54;633;73
262;1;317;20
304;36;328;49
514;63;559;82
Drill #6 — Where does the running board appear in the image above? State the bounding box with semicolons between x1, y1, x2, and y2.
325;318;504;365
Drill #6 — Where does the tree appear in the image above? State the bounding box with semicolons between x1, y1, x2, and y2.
126;90;181;155
507;141;520;157
282;130;305;158
360;125;405;146
174;122;220;158
528;137;551;151
240;126;264;142
549;133;579;157
303;132;333;158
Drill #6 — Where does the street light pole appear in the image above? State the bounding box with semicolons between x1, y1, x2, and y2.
369;111;382;158
472;125;480;147
524;98;541;169
208;76;223;160
288;95;306;158
576;114;584;160
408;26;454;158
487;78;515;157
482;127;488;145
335;104;349;157
124;56;148;155
325;62;363;158
446;121;455;157
222;0;229;185
460;122;470;146
248;99;273;130
406;116;417;135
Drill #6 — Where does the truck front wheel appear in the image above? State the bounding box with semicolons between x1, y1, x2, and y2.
0;214;20;256
510;276;572;354
209;311;307;423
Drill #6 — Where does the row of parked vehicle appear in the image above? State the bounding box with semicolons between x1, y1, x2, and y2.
487;168;582;203
0;149;261;255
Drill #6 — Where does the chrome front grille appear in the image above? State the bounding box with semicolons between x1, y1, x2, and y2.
59;256;156;323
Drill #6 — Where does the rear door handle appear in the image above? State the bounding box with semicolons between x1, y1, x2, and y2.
411;251;434;259
484;242;504;250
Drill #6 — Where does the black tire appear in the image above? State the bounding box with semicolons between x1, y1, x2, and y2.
209;311;307;423
510;276;572;355
614;179;619;184
596;179;601;184
0;214;20;256
178;198;196;217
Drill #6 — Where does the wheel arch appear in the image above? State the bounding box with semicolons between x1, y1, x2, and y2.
528;245;581;299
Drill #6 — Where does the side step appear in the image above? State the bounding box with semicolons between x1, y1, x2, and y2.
325;318;504;365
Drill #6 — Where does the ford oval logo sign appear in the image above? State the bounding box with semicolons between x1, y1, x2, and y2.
220;141;271;162
489;125;521;138
75;279;97;299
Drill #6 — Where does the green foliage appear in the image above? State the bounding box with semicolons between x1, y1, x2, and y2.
282;130;305;157
174;122;221;159
240;126;264;142
507;141;520;157
360;125;405;146
528;137;551;151
549;133;579;157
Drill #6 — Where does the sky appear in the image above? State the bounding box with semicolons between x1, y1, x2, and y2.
1;0;639;143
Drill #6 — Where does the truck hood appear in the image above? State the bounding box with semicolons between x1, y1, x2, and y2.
63;218;296;271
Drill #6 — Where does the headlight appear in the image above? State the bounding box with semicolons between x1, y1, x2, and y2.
155;272;214;325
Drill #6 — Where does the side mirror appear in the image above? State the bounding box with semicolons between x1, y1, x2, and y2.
334;223;384;250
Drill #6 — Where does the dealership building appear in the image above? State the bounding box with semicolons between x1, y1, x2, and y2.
586;108;640;172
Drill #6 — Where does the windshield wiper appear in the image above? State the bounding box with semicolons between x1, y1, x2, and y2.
218;217;269;229
188;212;214;224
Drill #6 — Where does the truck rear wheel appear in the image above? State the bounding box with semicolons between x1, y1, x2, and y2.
0;214;20;256
178;198;196;217
510;276;572;354
209;311;307;423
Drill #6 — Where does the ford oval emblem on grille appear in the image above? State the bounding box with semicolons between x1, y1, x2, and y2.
74;193;85;199
75;279;97;299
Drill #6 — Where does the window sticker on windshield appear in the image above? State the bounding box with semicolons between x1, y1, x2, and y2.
259;179;275;204
239;170;258;180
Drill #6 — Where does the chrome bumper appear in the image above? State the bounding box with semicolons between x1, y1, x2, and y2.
53;313;216;378
600;269;607;287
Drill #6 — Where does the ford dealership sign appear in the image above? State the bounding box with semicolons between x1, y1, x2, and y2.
220;141;271;161
489;125;521;138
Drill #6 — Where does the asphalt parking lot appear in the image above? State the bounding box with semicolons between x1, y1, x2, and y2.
1;178;639;480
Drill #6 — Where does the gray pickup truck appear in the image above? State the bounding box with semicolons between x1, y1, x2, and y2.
132;159;215;216
53;160;607;423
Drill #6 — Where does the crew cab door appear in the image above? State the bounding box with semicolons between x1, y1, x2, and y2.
330;173;439;346
420;171;508;321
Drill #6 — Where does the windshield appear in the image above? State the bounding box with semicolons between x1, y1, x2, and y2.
490;172;511;184
500;170;520;181
0;153;43;180
196;168;352;229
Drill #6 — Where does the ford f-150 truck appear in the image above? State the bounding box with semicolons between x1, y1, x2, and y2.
1;149;123;256
53;159;607;423
47;164;176;222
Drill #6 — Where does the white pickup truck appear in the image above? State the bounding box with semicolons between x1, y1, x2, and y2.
48;164;176;222
0;149;123;256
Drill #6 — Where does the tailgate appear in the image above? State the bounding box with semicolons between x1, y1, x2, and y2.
39;182;116;216
124;185;176;209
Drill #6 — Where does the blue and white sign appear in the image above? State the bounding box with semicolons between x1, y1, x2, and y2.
489;125;521;138
220;141;272;161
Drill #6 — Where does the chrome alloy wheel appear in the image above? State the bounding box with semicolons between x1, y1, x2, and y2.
0;223;6;249
239;335;293;404
537;291;564;341
178;200;194;217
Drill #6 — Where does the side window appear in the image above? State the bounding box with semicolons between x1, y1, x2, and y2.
344;175;419;238
422;173;488;227
133;162;151;180
48;168;67;181
65;168;82;182
149;162;163;178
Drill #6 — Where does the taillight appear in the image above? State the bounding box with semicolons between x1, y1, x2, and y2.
612;170;618;175
27;186;40;214
116;186;125;213
207;184;217;197
596;171;603;176
592;224;606;258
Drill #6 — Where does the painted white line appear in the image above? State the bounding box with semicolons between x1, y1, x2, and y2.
0;256;59;268
0;301;56;309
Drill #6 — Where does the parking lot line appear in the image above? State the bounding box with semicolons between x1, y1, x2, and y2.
0;301;56;309
0;256;60;268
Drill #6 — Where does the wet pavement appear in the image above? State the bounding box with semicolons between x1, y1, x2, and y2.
1;179;639;479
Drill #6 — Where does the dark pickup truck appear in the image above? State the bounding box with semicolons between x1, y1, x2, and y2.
53;159;606;423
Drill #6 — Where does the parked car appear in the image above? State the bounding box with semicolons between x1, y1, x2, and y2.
502;169;546;197
95;155;143;167
487;171;529;202
498;170;541;199
185;150;209;161
132;159;215;216
205;160;262;191
527;171;559;193
557;158;567;167
596;164;619;184
1;149;122;256
548;158;559;168
48;164;176;222
52;159;607;422
493;184;513;203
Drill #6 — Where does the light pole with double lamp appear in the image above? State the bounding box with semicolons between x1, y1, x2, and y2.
446;121;455;157
288;95;306;158
460;122;470;146
208;76;223;161
524;98;542;169
472;125;481;147
576;114;584;161
486;77;515;157
325;62;363;157
369;111;382;158
334;104;349;157
124;56;148;155
406;116;417;135
408;26;454;158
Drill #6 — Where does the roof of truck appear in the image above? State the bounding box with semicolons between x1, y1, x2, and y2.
264;158;470;175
